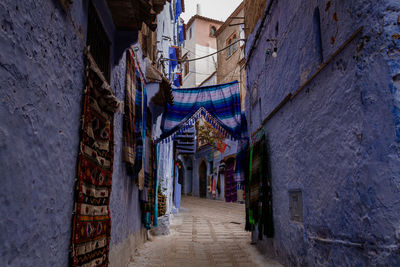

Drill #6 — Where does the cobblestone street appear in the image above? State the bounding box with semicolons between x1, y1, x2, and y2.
130;196;282;267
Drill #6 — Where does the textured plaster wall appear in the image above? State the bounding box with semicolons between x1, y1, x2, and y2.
245;0;400;265
0;0;144;266
0;1;85;265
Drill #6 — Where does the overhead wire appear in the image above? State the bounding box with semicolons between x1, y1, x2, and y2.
162;39;246;63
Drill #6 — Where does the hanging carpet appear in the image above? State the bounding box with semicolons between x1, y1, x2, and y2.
161;81;242;140
70;50;121;267
247;135;274;239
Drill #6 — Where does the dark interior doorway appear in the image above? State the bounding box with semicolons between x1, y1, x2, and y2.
199;160;207;198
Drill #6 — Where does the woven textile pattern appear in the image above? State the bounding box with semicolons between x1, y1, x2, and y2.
225;162;237;202
122;53;137;167
162;81;242;139
70;65;117;267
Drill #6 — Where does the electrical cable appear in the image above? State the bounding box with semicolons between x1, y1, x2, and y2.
162;39;246;63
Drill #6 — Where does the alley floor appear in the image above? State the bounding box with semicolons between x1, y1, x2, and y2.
129;196;282;267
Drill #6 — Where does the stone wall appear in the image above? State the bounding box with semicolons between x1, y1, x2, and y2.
0;1;145;266
244;0;268;37
245;0;400;265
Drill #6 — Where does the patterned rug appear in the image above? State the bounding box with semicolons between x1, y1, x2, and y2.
70;51;120;267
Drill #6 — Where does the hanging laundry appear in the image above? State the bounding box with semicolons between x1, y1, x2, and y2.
169;47;178;74
173;73;181;87
175;0;182;22
178;24;185;46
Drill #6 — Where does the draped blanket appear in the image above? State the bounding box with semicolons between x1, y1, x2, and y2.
161;81;242;139
70;51;120;267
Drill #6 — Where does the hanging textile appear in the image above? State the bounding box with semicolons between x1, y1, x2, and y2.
161;81;242;140
247;135;274;238
169;47;178;74
234;138;249;182
174;165;181;209
123;50;147;183
122;52;137;166
142;139;155;230
178;24;185;46
70;51;121;267
156;140;174;217
225;160;237;202
175;0;182;21
173;73;181;87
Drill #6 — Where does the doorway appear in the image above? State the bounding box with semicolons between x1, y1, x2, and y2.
199;160;207;198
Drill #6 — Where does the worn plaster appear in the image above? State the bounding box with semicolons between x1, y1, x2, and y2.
245;0;400;265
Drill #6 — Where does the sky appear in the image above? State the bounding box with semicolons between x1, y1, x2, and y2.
181;0;243;23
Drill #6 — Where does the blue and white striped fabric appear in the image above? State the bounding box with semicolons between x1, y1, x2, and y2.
161;81;242;139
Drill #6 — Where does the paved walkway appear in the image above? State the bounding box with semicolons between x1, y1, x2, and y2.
129;196;282;267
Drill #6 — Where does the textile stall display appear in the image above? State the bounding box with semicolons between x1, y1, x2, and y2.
247;134;274;239
225;160;237;203
142;137;155;230
122;50;147;185
70;50;121;266
161;81;243;142
174;165;181;209
156;140;174;217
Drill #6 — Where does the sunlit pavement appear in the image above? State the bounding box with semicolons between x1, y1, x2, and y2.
129;196;282;267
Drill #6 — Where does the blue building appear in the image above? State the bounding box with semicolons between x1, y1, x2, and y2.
0;0;174;266
244;0;400;265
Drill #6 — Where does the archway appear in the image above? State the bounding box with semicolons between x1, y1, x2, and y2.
199;160;207;198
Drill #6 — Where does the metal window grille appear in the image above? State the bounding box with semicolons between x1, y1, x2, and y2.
87;0;111;81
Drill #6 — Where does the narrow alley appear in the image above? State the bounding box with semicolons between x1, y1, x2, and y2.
130;197;281;267
1;0;400;266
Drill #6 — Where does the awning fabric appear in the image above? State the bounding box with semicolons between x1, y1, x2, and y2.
161;81;243;140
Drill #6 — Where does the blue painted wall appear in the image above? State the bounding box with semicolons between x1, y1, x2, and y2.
0;0;142;265
245;0;400;265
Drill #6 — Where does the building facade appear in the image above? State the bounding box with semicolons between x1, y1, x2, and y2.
0;0;176;266
182;15;223;88
244;0;400;265
215;2;246;110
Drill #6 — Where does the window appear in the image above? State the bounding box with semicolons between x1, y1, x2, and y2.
210;26;216;36
87;0;111;81
189;27;192;39
184;61;189;76
226;33;238;58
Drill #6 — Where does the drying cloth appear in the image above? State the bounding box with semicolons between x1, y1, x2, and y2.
169;47;178;73
175;0;182;21
174;165;181;209
161;81;242;139
70;56;119;267
178;24;185;46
